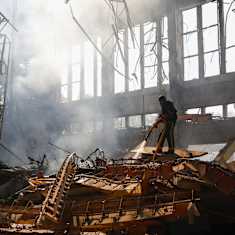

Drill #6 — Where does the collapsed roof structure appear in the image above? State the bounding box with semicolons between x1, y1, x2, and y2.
0;137;235;235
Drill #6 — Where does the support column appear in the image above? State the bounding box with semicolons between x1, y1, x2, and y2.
125;116;129;128
157;19;163;91
223;104;227;118
218;0;226;74
140;23;145;127
168;6;185;148
140;24;145;90
197;6;205;79
141;94;145;128
201;107;205;115
102;39;114;96
101;37;114;137
168;6;184;112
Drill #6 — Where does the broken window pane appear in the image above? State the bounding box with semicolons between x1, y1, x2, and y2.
224;0;235;73
224;0;235;47
203;26;219;52
161;17;168;39
161;17;169;85
129;74;141;91
114;72;125;93
162;62;169;84
205;105;223;118
144;43;158;88
184;56;199;80
114;117;126;129
144;44;156;66
84;41;94;98
114;31;125;93
72;82;80;101
129;115;142;128
226;21;235;48
145;113;159;127
227;103;235;117
162;38;169;61
144;66;157;88
186;108;201;114
114;75;125;94
225;16;235;48
144;17;168;89
144;22;158;88
226;47;235;73
204;51;219;77
129;25;141;91
202;2;218;28
183;33;198;57
144;22;157;44
183;7;197;33
97;37;102;96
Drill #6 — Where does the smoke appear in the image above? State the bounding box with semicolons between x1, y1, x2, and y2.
0;0;71;169
0;0;167;173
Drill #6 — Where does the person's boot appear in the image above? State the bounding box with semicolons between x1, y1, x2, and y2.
167;148;174;154
156;147;163;153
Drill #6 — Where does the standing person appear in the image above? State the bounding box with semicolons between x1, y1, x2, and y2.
155;96;177;154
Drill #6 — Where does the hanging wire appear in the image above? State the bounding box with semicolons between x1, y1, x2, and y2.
69;3;130;81
143;19;169;84
107;0;140;85
104;0;142;86
106;0;120;30
121;0;139;48
102;5;126;48
144;22;156;74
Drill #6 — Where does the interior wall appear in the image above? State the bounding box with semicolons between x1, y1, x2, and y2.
58;0;235;157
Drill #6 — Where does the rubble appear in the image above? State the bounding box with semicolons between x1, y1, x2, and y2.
0;139;235;235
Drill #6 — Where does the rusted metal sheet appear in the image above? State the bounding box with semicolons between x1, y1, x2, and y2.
71;192;198;232
75;175;142;196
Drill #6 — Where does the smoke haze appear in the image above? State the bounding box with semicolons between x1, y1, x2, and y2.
0;0;170;172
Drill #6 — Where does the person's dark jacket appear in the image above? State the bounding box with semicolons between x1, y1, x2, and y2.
161;101;177;122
